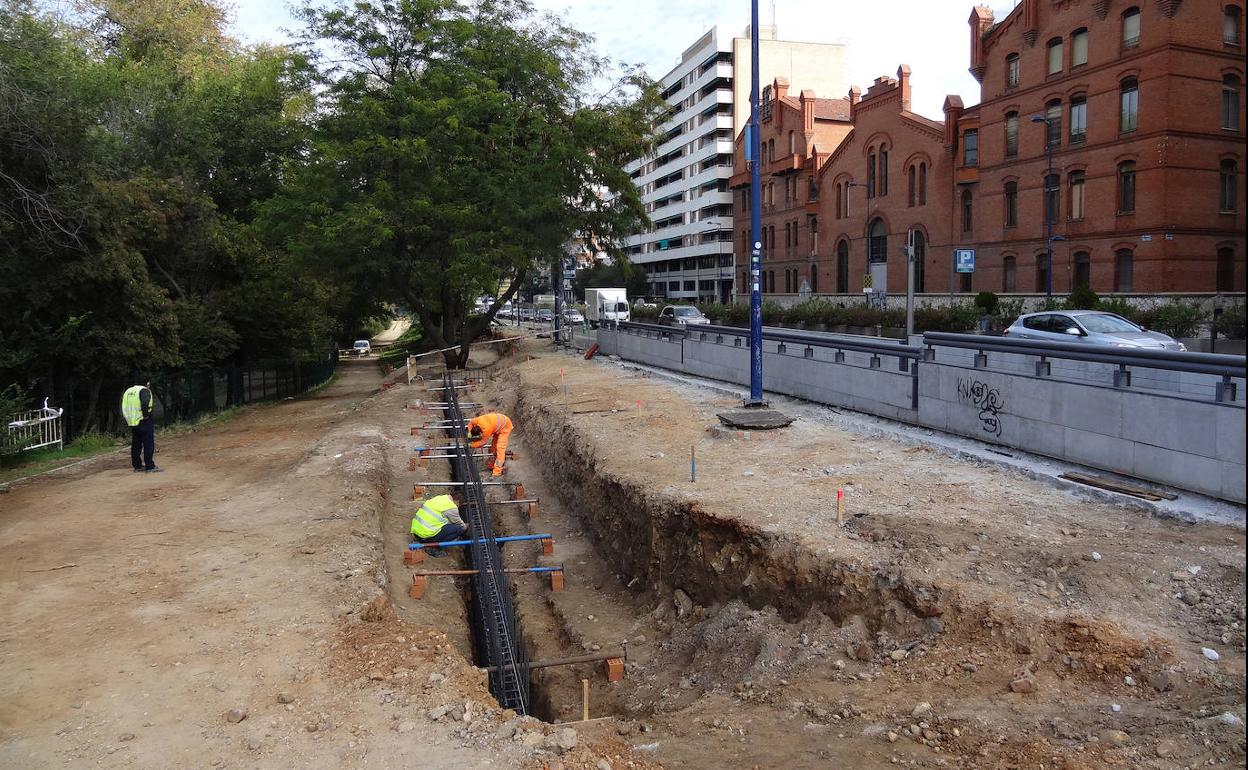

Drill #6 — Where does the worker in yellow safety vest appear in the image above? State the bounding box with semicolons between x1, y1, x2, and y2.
467;412;513;476
410;493;468;556
121;377;160;473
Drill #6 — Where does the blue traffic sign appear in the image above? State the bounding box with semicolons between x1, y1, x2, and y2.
955;248;976;273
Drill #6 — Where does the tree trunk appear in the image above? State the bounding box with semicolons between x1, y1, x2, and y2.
79;376;102;435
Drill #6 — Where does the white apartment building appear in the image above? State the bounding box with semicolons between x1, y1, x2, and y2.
624;26;845;303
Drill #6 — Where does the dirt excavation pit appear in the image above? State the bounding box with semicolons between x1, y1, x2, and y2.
379;343;1245;770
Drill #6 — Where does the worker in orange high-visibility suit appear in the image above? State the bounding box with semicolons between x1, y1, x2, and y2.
467;412;513;476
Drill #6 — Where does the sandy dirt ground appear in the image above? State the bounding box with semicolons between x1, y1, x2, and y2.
0;357;655;770
458;342;1246;770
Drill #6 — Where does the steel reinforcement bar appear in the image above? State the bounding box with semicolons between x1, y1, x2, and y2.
441;372;531;714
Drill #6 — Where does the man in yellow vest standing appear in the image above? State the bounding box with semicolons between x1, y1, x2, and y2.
121;377;160;473
410;492;468;557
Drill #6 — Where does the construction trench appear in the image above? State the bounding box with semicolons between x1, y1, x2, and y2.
379;343;1246;770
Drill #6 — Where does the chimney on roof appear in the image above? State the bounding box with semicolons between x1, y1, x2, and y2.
897;65;911;112
968;6;995;83
773;76;789;102
799;89;815;135
848;85;861;119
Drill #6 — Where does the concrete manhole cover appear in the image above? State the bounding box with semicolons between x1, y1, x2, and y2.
716;408;794;430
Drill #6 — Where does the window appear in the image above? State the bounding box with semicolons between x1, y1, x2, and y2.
1047;38;1064;75
836;183;843;219
1074;252;1091;288
1036;255;1049;293
961;189;973;232
1046;100;1063;147
1004;181;1019;227
867;151;877;197
919;163;928;205
1221;159;1238;211
836;240;850;293
1120;78;1139;132
868;218;888;263
784;222;791;252
913;230;926;292
784;269;792;293
1217;247;1236;291
960;272;973;293
1003;256;1017;292
963;130;979;166
1072;28;1089;66
1123;7;1141;48
880;149;889;196
788;131;795;154
1005;112;1019;158
768;139;775;163
1045;173;1061;225
1228;6;1243;46
809;216;818;255
1069;94;1087;143
908;165;916;207
1069;171;1086;220
1114;249;1134;292
810;263;818;294
1006;53;1020;89
1223;75;1241;130
1118;161;1137;213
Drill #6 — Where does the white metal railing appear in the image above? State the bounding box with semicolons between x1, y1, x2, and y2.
5;398;64;453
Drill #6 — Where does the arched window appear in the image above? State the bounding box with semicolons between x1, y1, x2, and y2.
1069;171;1086;220
768;270;775;293
1123;7;1141;48
880;148;889;196
1120;77;1139;132
1045;100;1063;147
961;189;973;233
919;163;927;205
1228;5;1243;46
1003;255;1017;292
836;182;844;219
1114;248;1134;292
1036;254;1050;293
1005;111;1019;157
768;139;775;163
908;165;917;207
784;222;791;253
1223;75;1241;131
1074;251;1091;289
1047;37;1064;75
1220;159;1238;211
836;240;850;293
1069;94;1087;143
1071;27;1089;66
1045;172;1061;226
1217;247;1237;291
868;218;888;263
788;130;795;154
912;230;926;293
809;216;818;255
1004;181;1019;227
1006;53;1021;88
867;150;877;197
1118;161;1137;213
810;263;818;294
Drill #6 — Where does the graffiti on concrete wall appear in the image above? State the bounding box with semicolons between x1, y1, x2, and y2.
957;377;1005;438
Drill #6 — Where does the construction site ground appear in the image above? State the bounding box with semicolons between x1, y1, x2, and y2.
1;336;1244;769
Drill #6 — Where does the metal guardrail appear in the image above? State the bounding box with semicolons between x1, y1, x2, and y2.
922;332;1246;402
5;398;64;453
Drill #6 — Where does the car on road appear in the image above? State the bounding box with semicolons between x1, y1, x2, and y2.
1003;310;1186;350
536;308;554;323
520;307;536;321
352;340;372;356
657;305;711;327
561;309;585;324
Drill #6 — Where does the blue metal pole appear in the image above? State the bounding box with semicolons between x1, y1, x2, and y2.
408;533;553;550
747;0;764;404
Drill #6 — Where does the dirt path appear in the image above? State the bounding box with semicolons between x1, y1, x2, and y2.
0;358;642;769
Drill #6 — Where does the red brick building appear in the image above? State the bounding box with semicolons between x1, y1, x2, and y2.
949;0;1246;294
815;67;957;295
729;78;852;296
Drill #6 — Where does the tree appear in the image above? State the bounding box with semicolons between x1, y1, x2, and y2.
571;259;649;300
276;0;660;367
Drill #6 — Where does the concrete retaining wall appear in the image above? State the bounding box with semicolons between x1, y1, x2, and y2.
597;328;1246;503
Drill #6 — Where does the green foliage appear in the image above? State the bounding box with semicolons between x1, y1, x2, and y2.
1066;284;1100;310
573;261;649;299
632;304;659;321
973;291;999;315
996;298;1025;324
1214;302;1246;340
1037;297;1065;311
1135;302;1206;339
1093;297;1139;321
913;303;980;333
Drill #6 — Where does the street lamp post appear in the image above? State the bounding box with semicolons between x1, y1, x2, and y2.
745;0;764;406
1031;115;1056;298
703;219;726;304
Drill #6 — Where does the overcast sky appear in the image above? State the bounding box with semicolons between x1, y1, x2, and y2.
230;0;1020;118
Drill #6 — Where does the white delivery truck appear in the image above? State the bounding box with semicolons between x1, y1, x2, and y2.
584;288;630;329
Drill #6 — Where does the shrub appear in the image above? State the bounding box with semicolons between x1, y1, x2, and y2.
996;298;1025;324
913;302;980;332
1037;297;1065;312
1214;302;1246;340
973;291;999;315
1094;297;1139;322
632;304;659;321
1136;301;1206;339
1066;284;1099;309
843;305;887;327
785;299;835;327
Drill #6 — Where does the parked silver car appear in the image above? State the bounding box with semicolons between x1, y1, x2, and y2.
657;305;711;326
1004;310;1186;350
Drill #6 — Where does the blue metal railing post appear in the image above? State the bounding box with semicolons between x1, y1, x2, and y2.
747;0;765;405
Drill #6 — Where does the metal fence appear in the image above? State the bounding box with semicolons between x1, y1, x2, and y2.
4;398;64;453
